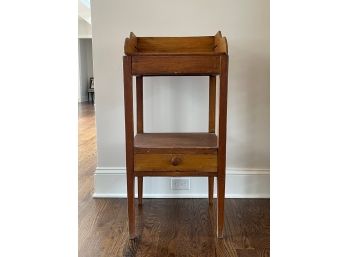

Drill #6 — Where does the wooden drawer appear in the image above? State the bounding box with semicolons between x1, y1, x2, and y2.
134;153;217;172
132;56;221;76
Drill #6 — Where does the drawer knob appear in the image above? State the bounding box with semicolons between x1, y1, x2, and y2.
171;156;181;166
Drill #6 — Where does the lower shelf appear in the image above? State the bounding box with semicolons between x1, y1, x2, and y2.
134;132;218;153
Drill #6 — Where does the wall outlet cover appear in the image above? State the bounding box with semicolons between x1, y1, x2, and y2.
171;178;190;190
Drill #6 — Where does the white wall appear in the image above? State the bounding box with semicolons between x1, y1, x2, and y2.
91;0;270;197
78;39;93;102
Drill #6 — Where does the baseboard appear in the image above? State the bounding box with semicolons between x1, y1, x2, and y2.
93;193;270;199
79;96;88;103
94;167;270;199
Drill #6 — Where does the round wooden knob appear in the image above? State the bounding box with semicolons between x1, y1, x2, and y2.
171;156;181;166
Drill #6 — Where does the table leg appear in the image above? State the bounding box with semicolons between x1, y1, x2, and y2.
208;176;214;205
123;56;136;239
217;55;228;238
138;176;143;206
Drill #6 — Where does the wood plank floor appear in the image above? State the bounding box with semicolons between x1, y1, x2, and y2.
78;103;270;257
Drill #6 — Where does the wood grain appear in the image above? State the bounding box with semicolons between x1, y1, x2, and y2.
134;153;217;172
209;76;216;133
134;171;218;177
124;32;228;56
209;176;214;205
124;32;138;55
134;133;217;154
132;55;221;75
137;36;214;53
124;33;229;238
217;55;229;238
136;76;143;133
214;31;228;54
138;176;143;206
78;103;270;257
123;56;136;239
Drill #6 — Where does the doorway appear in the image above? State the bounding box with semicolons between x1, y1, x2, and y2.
78;38;94;103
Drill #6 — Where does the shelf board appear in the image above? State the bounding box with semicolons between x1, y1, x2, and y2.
134;133;218;154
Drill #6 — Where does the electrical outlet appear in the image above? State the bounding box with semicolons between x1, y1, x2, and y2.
171;178;190;190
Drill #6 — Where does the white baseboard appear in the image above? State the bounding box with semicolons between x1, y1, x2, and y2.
94;167;270;199
93;193;270;199
78;97;88;103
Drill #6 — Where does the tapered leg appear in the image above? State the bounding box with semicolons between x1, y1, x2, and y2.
217;174;226;238
217;55;229;238
208;176;214;205
123;56;136;239
138;176;143;206
127;175;136;239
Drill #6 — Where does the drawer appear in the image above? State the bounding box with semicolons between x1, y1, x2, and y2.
132;56;221;76
134;153;217;172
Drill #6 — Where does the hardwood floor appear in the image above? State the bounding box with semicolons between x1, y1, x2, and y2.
78;103;270;257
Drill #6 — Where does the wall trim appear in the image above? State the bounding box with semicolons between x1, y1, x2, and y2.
93;193;270;199
94;167;270;199
79;96;88;103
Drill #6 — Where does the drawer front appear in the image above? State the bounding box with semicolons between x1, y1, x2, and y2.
132;56;221;76
134;153;217;172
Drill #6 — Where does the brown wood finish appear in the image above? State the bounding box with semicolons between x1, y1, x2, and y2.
135;153;217;172
124;32;138;55
136;76;144;207
124;31;228;56
137;36;214;53
217;55;229;238
134;133;217;153
132;55;221;76
123;32;229;239
214;31;228;54
134;171;218;177
138;176;143;206
79;103;269;257
123;56;136;239
209;75;217;133
209;176;214;205
136;76;143;133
